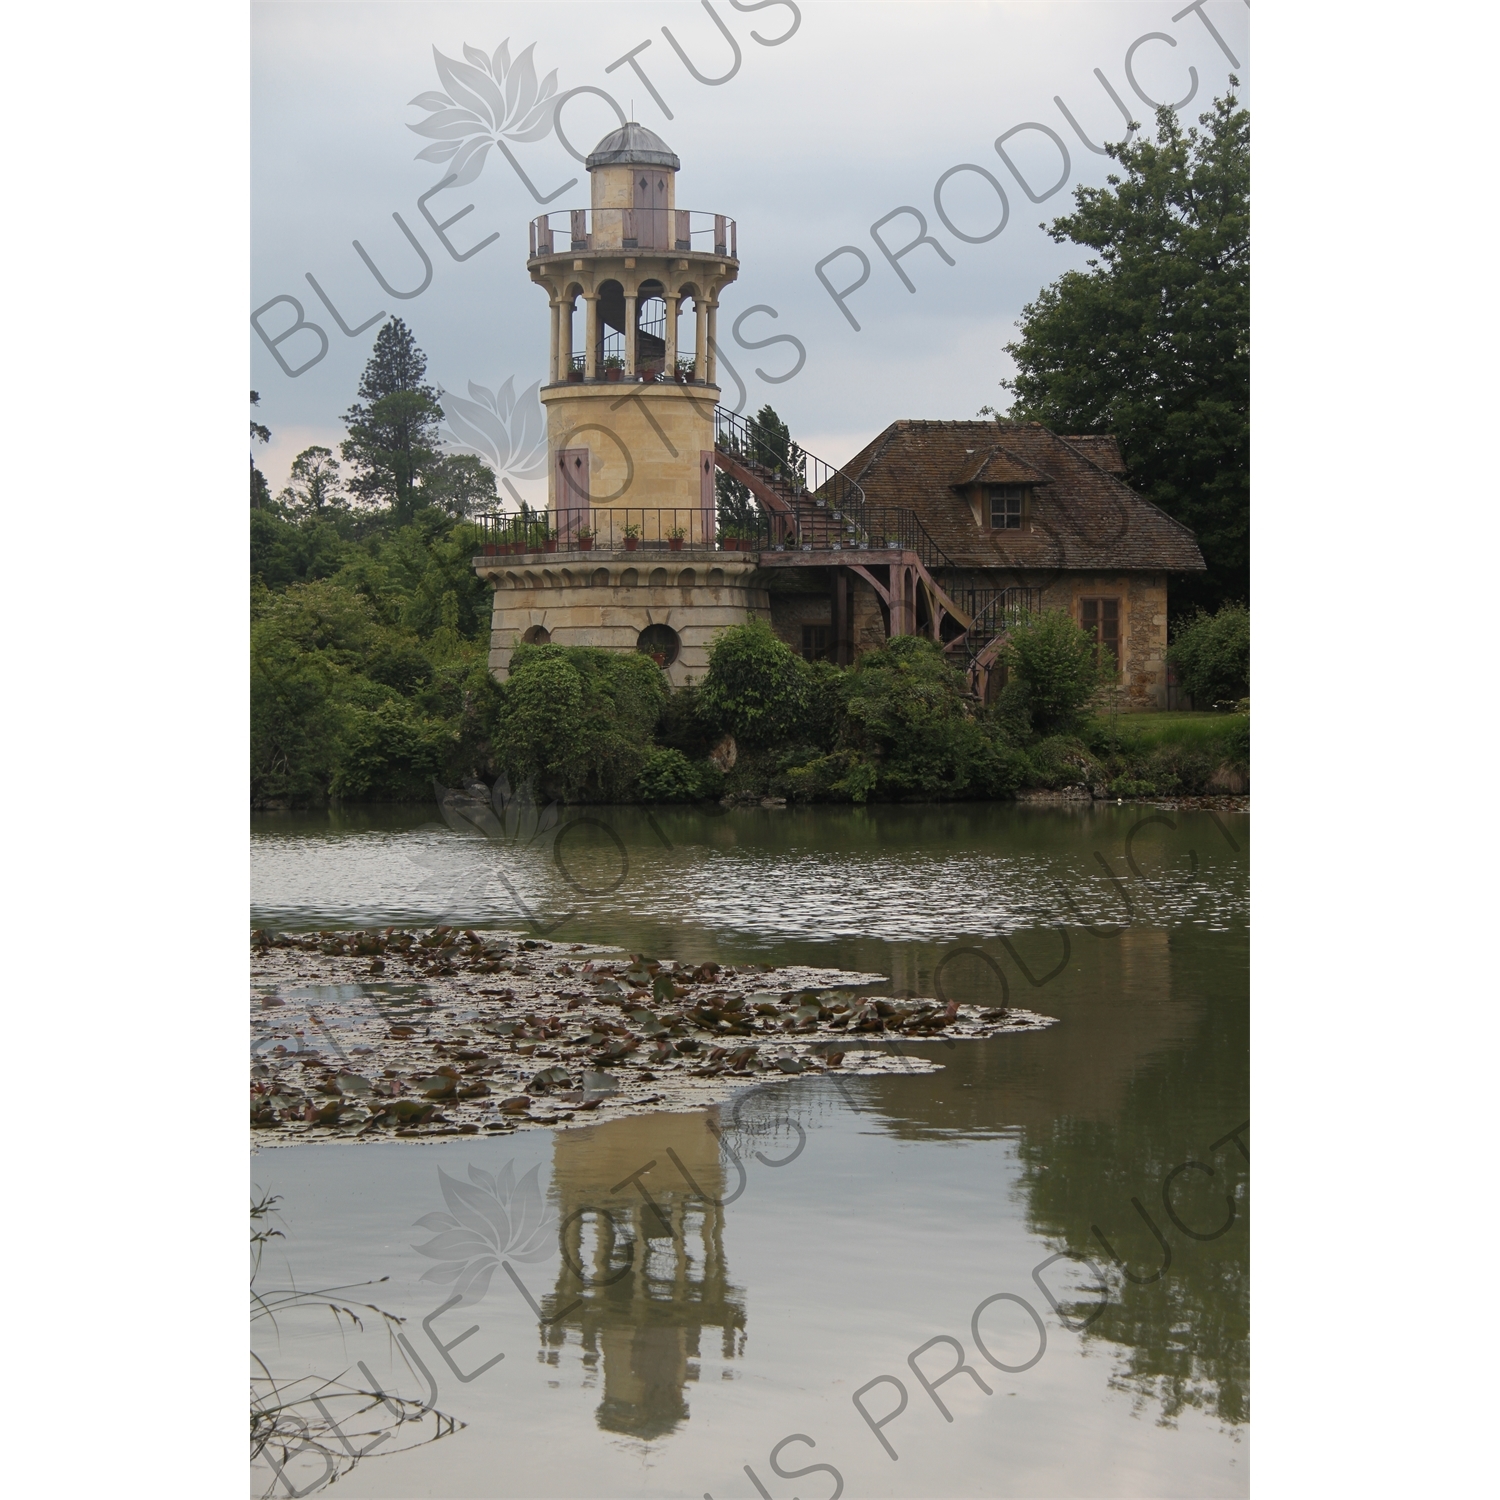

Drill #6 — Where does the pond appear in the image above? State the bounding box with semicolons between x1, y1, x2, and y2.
251;801;1249;1498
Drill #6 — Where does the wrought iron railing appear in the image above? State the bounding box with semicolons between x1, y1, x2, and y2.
713;408;966;579
474;508;768;555
529;209;736;258
954;587;1041;665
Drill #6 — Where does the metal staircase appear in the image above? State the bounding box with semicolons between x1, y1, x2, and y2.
709;408;1039;690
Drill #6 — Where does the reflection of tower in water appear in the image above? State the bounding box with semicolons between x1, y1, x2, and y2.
542;1111;746;1440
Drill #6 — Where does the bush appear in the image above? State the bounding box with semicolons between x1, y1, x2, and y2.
1001;610;1109;733
1168;603;1249;706
331;698;450;799
842;637;989;799
636;747;700;802
698;619;807;749
777;748;877;803
491;643;668;801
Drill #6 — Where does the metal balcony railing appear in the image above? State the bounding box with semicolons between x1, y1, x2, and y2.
530;209;736;258
475;508;768;555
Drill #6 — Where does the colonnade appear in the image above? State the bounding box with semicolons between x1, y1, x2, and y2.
547;291;716;384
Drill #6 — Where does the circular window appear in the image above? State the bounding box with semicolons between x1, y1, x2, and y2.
637;624;680;667
520;625;551;645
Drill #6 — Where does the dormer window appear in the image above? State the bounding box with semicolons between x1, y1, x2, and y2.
988;485;1027;529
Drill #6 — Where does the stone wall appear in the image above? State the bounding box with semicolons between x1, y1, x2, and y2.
479;551;768;687
1037;571;1168;710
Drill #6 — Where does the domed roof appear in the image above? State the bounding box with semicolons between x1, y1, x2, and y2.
586;122;680;172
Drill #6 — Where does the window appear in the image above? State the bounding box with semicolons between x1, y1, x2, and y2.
988;486;1026;529
637;623;680;667
1080;597;1120;672
801;625;830;662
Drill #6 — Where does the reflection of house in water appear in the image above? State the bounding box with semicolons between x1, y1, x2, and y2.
541;1111;746;1440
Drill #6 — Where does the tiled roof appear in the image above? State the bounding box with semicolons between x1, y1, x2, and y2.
953;446;1053;488
843;421;1205;573
1062;435;1126;474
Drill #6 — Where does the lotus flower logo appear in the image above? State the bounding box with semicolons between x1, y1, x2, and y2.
438;378;549;490
408;42;561;187
412;1162;554;1306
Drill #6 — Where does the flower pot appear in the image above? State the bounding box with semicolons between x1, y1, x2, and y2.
578;536;594;550
624;536;639;550
668;537;684;551
604;368;622;383
544;539;558;553
567;370;583;383
482;544;498;556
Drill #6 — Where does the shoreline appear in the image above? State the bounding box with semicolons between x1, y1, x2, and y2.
251;928;1057;1147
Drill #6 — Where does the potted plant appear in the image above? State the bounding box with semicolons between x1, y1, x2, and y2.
602;355;624;383
668;524;687;552
675;358;695;383
623;522;641;551
566;358;584;383
544;529;558;553
576;525;596;551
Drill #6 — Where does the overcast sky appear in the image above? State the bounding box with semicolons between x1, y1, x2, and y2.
252;0;1250;503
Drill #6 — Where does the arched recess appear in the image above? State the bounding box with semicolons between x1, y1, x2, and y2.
596;279;627;364
649;567;669;589
520;625;551;645
591;567;610;587
637;624;681;667
676;568;696;588
620;568;639;588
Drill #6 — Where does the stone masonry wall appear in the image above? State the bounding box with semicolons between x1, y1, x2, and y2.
1037;572;1168;710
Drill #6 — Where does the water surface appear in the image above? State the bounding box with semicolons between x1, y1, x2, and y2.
251;803;1248;1498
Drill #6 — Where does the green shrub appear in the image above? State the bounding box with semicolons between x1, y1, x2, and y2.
1026;735;1102;790
699;619;807;749
842;637;988;799
636;747;700;802
777;748;877;803
491;643;667;801
1168;603;1249;706
971;738;1031;797
1221;715;1250;770
331;698;450;799
1001;611;1109;733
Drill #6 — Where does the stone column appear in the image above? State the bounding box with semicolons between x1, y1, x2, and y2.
624;293;637;377
549;300;561;383
694;297;707;383
584;295;598;379
562;297;574;377
665;294;679;373
706;303;718;384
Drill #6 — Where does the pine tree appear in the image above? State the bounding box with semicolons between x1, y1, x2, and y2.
340;319;445;520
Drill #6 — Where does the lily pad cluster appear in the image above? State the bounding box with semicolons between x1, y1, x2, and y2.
250;928;1057;1142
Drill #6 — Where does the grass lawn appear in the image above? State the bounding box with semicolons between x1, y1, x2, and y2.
1084;710;1248;751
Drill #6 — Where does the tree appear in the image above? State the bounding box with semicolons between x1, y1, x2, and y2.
1166;602;1249;706
421;452;497;518
698;618;807;748
716;404;803;535
251;390;272;509
341;318;445;520
278;446;344;515
1000;609;1111;733
1002;86;1248;612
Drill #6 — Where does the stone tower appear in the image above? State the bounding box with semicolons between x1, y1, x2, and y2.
477;124;770;685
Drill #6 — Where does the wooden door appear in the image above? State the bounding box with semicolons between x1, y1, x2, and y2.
556;447;590;537
634;172;668;249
